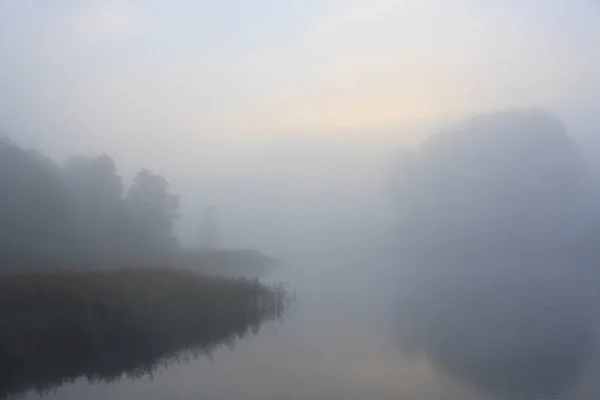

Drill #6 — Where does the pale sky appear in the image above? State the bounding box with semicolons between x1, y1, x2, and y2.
1;1;599;248
2;1;599;149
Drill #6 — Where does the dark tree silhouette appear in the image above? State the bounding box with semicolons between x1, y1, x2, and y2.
0;139;68;262
0;139;181;268
126;169;179;253
64;154;125;257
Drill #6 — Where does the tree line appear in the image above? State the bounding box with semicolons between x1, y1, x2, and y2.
0;138;179;269
388;109;600;400
388;108;600;258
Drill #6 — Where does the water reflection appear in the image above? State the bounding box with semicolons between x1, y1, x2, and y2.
9;255;600;400
391;259;598;399
0;286;286;400
17;258;481;400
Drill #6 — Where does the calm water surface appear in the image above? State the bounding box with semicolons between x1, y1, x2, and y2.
22;251;600;400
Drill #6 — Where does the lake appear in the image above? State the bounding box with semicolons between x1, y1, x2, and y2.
19;249;600;400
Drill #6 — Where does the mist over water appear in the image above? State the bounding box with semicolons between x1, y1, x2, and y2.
5;107;600;400
2;1;600;399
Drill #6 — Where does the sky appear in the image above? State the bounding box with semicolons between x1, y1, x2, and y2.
1;0;599;248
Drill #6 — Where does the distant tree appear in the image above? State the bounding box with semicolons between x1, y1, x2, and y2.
389;110;597;400
0;137;184;268
63;154;125;256
0;139;68;256
64;154;122;199
126;169;179;252
389;109;588;251
199;206;219;250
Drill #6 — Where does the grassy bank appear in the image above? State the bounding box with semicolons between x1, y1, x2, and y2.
0;249;279;279
178;249;278;278
0;268;286;398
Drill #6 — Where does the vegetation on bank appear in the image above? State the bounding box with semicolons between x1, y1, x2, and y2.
177;249;278;278
1;139;181;268
0;268;287;399
0;137;283;398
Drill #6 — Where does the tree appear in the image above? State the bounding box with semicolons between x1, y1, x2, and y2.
389;109;588;251
126;169;179;252
0;139;68;257
0;137;183;268
199;206;219;250
389;110;596;399
63;154;124;256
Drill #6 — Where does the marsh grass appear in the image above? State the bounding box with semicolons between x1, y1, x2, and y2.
0;268;286;398
178;249;278;278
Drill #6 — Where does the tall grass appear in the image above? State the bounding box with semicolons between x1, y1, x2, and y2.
0;268;287;398
177;249;278;278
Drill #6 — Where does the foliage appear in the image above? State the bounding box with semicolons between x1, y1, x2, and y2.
0;139;68;254
126;169;179;253
389;109;591;252
0;139;180;268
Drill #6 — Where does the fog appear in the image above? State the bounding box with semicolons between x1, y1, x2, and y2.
2;1;600;399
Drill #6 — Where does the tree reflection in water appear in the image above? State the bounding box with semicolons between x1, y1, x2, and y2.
0;270;287;399
391;260;597;400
